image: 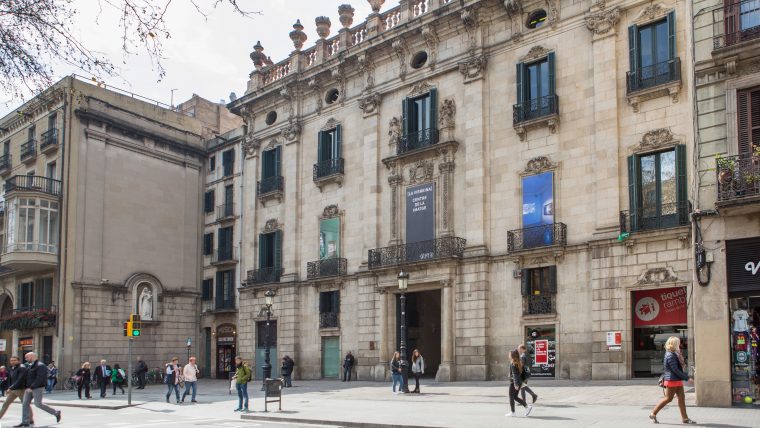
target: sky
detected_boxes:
[1,0,391,115]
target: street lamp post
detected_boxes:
[397,270,410,394]
[262,289,276,389]
[186,337,192,363]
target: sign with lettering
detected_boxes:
[19,337,33,347]
[405,183,435,261]
[726,238,760,293]
[633,286,687,327]
[534,340,549,365]
[606,331,622,350]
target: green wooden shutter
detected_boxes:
[332,290,341,313]
[273,230,283,270]
[319,292,328,313]
[675,144,688,224]
[547,52,556,98]
[258,233,266,268]
[548,266,557,294]
[627,155,640,232]
[667,11,676,60]
[275,146,282,177]
[516,62,525,104]
[262,150,271,178]
[428,88,438,130]
[402,97,410,136]
[317,131,325,163]
[335,124,342,158]
[521,269,530,296]
[628,25,639,73]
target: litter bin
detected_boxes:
[264,378,283,411]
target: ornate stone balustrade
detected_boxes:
[383,7,402,30]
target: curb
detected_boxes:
[241,414,440,428]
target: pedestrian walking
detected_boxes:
[94,359,111,398]
[0,356,32,424]
[281,356,295,387]
[165,357,181,404]
[135,356,148,389]
[0,365,9,396]
[19,352,61,427]
[390,351,404,394]
[45,362,57,394]
[111,363,126,395]
[411,349,425,394]
[506,350,533,417]
[75,362,92,399]
[181,357,199,403]
[518,345,538,403]
[342,351,355,382]
[649,337,696,424]
[232,356,252,413]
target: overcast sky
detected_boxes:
[2,0,391,115]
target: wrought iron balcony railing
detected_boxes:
[214,298,236,311]
[20,139,36,161]
[0,305,57,331]
[307,258,347,279]
[40,129,58,150]
[626,58,681,94]
[216,203,235,220]
[523,294,556,316]
[246,267,282,285]
[0,154,9,172]
[513,94,559,124]
[620,201,690,233]
[716,154,760,203]
[713,0,760,49]
[397,128,440,155]
[4,175,62,197]
[211,247,238,264]
[508,222,567,252]
[368,236,466,269]
[257,175,284,197]
[319,311,339,328]
[313,158,344,181]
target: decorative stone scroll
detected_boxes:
[458,50,488,82]
[358,92,382,116]
[264,219,282,233]
[422,25,439,70]
[522,45,551,62]
[636,266,680,286]
[392,38,409,81]
[522,156,558,175]
[242,136,260,158]
[408,81,435,98]
[633,3,668,25]
[631,128,678,154]
[281,119,301,143]
[585,5,620,36]
[358,53,375,90]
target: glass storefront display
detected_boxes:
[631,286,688,378]
[729,296,760,406]
[525,325,556,378]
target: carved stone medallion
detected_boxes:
[264,219,281,232]
[408,160,434,184]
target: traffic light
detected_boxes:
[123,321,129,337]
[130,314,141,337]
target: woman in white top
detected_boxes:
[181,357,199,403]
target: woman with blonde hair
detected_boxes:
[75,362,92,399]
[649,336,695,424]
[506,350,532,417]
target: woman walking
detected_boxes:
[649,337,696,424]
[165,357,181,404]
[76,362,92,399]
[411,349,424,394]
[232,356,252,412]
[506,350,533,417]
[46,361,58,393]
[0,366,8,396]
[111,363,126,395]
[390,351,404,394]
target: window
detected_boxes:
[265,111,277,125]
[317,126,341,163]
[737,86,760,156]
[256,320,277,347]
[46,162,56,180]
[627,12,677,92]
[17,278,52,309]
[37,200,59,253]
[258,230,282,272]
[319,290,340,328]
[17,198,36,251]
[27,125,36,142]
[627,145,687,232]
[325,89,340,105]
[209,156,216,173]
[204,190,215,213]
[724,0,760,46]
[520,266,556,315]
[218,226,233,259]
[203,233,213,256]
[261,147,282,180]
[201,279,213,301]
[401,89,438,152]
[3,140,9,155]
[47,113,56,130]
[222,149,234,177]
[411,51,428,69]
[223,185,233,216]
[216,270,234,308]
[515,53,556,122]
[527,10,547,29]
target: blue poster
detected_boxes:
[522,172,554,248]
[405,183,436,260]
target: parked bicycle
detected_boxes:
[63,371,97,391]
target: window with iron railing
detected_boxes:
[514,53,557,124]
[718,0,760,48]
[627,12,679,93]
[399,89,438,155]
[521,266,556,315]
[319,290,340,328]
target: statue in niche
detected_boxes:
[138,285,153,320]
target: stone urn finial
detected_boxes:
[338,4,355,29]
[249,41,266,68]
[315,16,332,39]
[367,0,385,13]
[289,19,307,51]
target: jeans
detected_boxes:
[137,371,146,388]
[166,382,180,401]
[23,387,58,424]
[236,383,249,410]
[283,374,292,387]
[508,384,527,413]
[391,372,403,392]
[343,366,352,381]
[0,389,26,419]
[520,380,537,402]
[412,372,421,392]
[46,378,55,393]
[182,381,197,401]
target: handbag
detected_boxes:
[72,374,83,384]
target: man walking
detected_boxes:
[136,356,148,389]
[19,352,60,427]
[518,344,538,404]
[342,351,355,382]
[181,357,199,403]
[94,359,111,398]
[0,356,31,423]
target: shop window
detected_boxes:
[627,12,677,92]
[525,325,556,378]
[319,290,340,329]
[632,287,688,378]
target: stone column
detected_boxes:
[373,288,390,381]
[281,138,301,282]
[438,155,455,237]
[461,71,488,256]
[436,279,456,381]
[366,13,383,38]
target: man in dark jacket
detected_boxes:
[19,352,60,427]
[281,356,295,387]
[518,345,538,404]
[0,356,30,421]
[342,351,355,382]
[135,356,148,389]
[93,359,111,398]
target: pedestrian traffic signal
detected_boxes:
[123,321,129,337]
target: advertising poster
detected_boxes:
[405,183,436,261]
[319,217,340,260]
[633,286,687,327]
[526,325,556,378]
[534,340,549,365]
[522,172,554,247]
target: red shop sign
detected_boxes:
[534,340,549,365]
[633,286,687,327]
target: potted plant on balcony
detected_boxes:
[716,155,737,185]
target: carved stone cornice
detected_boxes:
[280,119,301,143]
[392,38,409,81]
[408,159,435,184]
[388,117,401,146]
[585,6,620,36]
[321,118,341,131]
[422,25,439,70]
[242,136,260,158]
[522,156,558,175]
[358,92,382,116]
[264,219,282,233]
[521,45,551,62]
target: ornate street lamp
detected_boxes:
[397,270,410,393]
[186,337,192,363]
[262,289,276,387]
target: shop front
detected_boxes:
[18,337,33,359]
[726,237,760,406]
[631,286,688,378]
[215,324,236,379]
[525,325,556,378]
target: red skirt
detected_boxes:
[663,380,684,388]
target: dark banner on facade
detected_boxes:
[633,286,687,327]
[726,238,760,293]
[405,183,435,261]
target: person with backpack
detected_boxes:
[45,362,57,394]
[506,350,532,417]
[649,336,696,424]
[165,357,181,404]
[111,363,126,395]
[518,345,538,403]
[232,356,251,413]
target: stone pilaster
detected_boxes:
[461,68,488,256]
[436,279,456,381]
[281,137,301,282]
[373,287,390,381]
[455,260,489,380]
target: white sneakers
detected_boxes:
[505,412,514,417]
[525,405,534,417]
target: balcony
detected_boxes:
[0,305,57,331]
[368,236,466,270]
[211,247,238,265]
[213,298,236,312]
[627,58,681,94]
[313,158,344,190]
[257,175,284,203]
[40,129,58,153]
[319,312,339,329]
[513,95,560,141]
[397,128,440,155]
[0,154,10,175]
[216,203,235,222]
[716,153,760,208]
[307,258,347,280]
[246,267,282,285]
[4,175,62,197]
[620,202,690,234]
[523,295,556,316]
[1,242,59,272]
[20,139,36,162]
[713,0,760,50]
[507,222,567,253]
